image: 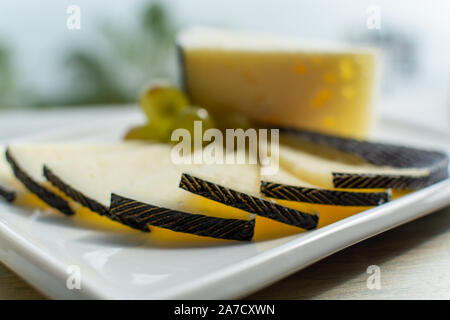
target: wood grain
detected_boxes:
[0,264,45,300]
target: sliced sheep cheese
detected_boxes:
[44,145,182,213]
[112,149,317,230]
[278,143,429,190]
[261,167,391,206]
[178,157,318,230]
[178,26,377,138]
[44,146,256,241]
[0,150,19,202]
[5,142,146,214]
[279,128,448,189]
[182,158,260,197]
[261,167,393,229]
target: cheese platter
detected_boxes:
[0,27,449,299]
[0,111,448,299]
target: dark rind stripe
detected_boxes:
[43,166,151,232]
[279,127,448,169]
[260,181,391,206]
[43,166,109,216]
[332,172,435,190]
[110,194,255,241]
[179,173,318,230]
[5,149,74,215]
[279,127,449,188]
[0,186,15,202]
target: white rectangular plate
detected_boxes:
[1,113,449,299]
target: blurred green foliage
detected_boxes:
[0,45,18,108]
[0,2,178,109]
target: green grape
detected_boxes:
[217,111,253,131]
[140,84,189,137]
[172,106,216,147]
[123,124,166,142]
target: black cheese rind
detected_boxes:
[43,165,151,232]
[260,181,391,206]
[332,172,430,189]
[44,166,111,217]
[45,165,255,239]
[5,148,74,215]
[110,193,255,241]
[279,127,449,189]
[0,186,15,202]
[179,173,319,230]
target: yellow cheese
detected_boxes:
[273,199,369,228]
[0,151,21,201]
[260,167,390,227]
[4,142,155,217]
[278,144,428,189]
[178,27,377,138]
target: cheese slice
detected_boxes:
[5,142,146,214]
[261,167,391,206]
[178,27,377,138]
[179,171,318,231]
[1,147,62,210]
[278,128,448,189]
[279,143,428,189]
[261,167,392,228]
[44,146,256,241]
[0,150,18,202]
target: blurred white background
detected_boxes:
[0,0,449,131]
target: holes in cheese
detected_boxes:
[5,142,145,215]
[260,168,391,206]
[44,146,256,241]
[177,27,377,138]
[278,128,448,189]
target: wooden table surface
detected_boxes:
[0,108,449,300]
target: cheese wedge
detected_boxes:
[44,146,256,241]
[278,128,448,189]
[279,143,428,189]
[5,142,146,215]
[1,147,61,210]
[179,172,318,230]
[261,167,391,206]
[260,167,391,228]
[0,151,17,202]
[178,27,377,138]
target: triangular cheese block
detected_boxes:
[5,142,145,214]
[177,27,377,138]
[278,128,448,189]
[261,167,391,206]
[44,146,256,241]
